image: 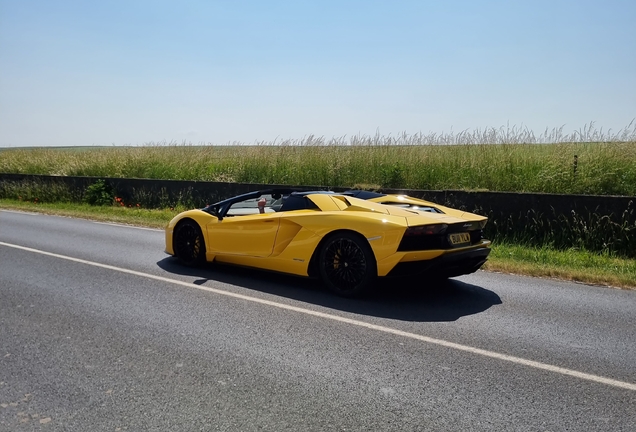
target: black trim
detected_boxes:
[386,246,491,278]
[342,190,387,199]
[279,195,320,211]
[398,225,484,251]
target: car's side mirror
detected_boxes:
[207,205,221,220]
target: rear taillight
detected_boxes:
[404,224,448,236]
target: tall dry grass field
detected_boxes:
[2,139,635,195]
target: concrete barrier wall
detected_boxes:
[0,173,327,207]
[1,173,633,222]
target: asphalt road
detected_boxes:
[1,210,635,431]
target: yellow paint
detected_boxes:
[165,194,491,277]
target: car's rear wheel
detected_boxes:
[174,220,206,266]
[319,232,376,297]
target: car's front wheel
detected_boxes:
[173,220,206,266]
[318,232,376,297]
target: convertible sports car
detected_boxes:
[165,189,491,296]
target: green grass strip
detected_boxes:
[486,243,636,289]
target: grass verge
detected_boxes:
[1,199,634,290]
[0,199,178,229]
[485,243,636,290]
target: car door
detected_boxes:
[206,212,280,257]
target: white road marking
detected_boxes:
[1,240,635,392]
[92,222,163,231]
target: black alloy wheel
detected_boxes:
[174,220,205,266]
[319,232,376,297]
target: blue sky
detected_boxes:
[1,0,634,146]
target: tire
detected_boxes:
[318,232,377,297]
[173,220,206,266]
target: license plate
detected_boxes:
[449,232,471,245]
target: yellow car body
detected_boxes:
[165,189,490,296]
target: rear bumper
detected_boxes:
[386,246,491,278]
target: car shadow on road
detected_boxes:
[156,257,502,322]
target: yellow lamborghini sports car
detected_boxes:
[165,189,491,296]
